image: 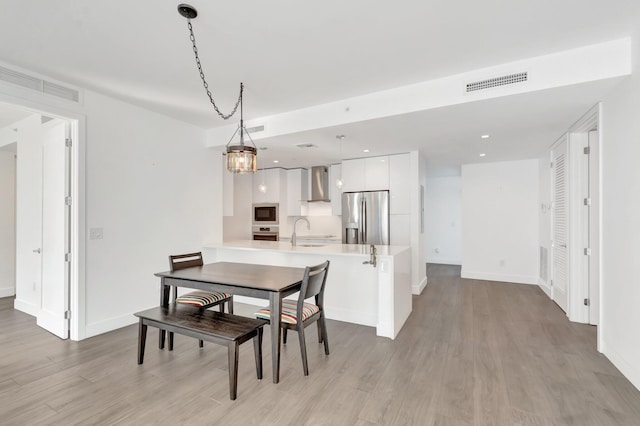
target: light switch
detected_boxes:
[89,228,103,240]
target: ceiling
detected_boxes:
[0,1,639,171]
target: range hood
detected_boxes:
[308,166,330,202]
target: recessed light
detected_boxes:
[363,149,370,153]
[273,160,279,163]
[479,153,487,157]
[336,135,346,140]
[481,134,490,139]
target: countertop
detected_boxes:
[206,240,410,257]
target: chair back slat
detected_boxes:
[169,252,204,272]
[300,260,330,300]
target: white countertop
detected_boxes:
[206,240,410,257]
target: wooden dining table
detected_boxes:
[154,261,305,384]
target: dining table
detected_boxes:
[154,261,305,383]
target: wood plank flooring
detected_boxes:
[1,264,639,425]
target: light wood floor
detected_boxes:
[2,264,640,425]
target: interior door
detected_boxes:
[552,138,569,312]
[36,120,70,338]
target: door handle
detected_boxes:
[33,248,41,253]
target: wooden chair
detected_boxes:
[255,260,330,376]
[168,252,234,349]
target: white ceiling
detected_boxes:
[0,1,638,169]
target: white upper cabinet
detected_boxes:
[341,156,389,192]
[253,168,286,204]
[329,164,342,216]
[389,153,410,214]
[286,168,308,216]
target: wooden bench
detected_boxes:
[134,303,267,400]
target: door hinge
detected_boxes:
[584,298,590,306]
[584,248,592,256]
[550,161,554,168]
[584,146,590,155]
[64,310,71,319]
[65,196,72,206]
[550,279,553,287]
[65,138,72,148]
[583,197,591,206]
[64,252,72,262]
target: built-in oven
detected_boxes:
[252,226,279,241]
[253,203,279,226]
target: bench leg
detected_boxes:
[228,341,239,400]
[254,327,263,380]
[138,319,147,365]
[159,329,165,350]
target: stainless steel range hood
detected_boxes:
[308,166,330,202]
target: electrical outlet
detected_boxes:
[89,228,103,240]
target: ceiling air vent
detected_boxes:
[246,125,264,134]
[0,65,81,103]
[466,72,528,93]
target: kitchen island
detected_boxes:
[202,241,412,339]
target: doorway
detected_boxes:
[0,102,79,340]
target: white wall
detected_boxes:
[425,176,461,265]
[600,28,640,390]
[411,151,428,293]
[223,173,253,241]
[81,90,222,337]
[0,149,16,297]
[461,159,539,284]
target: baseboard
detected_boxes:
[412,276,428,295]
[0,286,15,298]
[602,340,640,392]
[85,313,139,339]
[14,299,38,316]
[425,257,461,266]
[538,278,552,298]
[460,270,538,285]
[325,306,376,328]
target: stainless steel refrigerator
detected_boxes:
[342,190,390,245]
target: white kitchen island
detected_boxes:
[203,241,412,339]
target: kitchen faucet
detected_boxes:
[291,217,310,246]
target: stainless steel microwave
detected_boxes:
[252,203,279,225]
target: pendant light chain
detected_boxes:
[186,20,242,120]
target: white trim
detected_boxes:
[0,287,15,298]
[603,341,640,392]
[13,298,39,316]
[538,278,552,298]
[460,270,538,285]
[85,314,138,339]
[425,257,461,265]
[412,276,427,295]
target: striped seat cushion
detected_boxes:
[176,291,231,307]
[255,299,320,324]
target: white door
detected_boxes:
[552,138,569,312]
[36,120,70,339]
[588,130,600,325]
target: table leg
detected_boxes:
[158,279,170,349]
[269,292,282,384]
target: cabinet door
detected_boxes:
[365,156,389,191]
[341,158,365,192]
[286,168,308,216]
[330,164,342,216]
[389,153,410,214]
[252,170,266,203]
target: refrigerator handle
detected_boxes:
[362,197,367,244]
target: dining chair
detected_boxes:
[255,260,330,376]
[168,252,234,349]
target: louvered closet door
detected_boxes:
[552,138,568,312]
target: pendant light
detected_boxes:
[178,4,257,174]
